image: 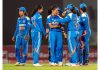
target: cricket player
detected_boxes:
[46,22,51,64]
[12,7,30,66]
[80,3,91,65]
[46,20,51,64]
[75,7,84,65]
[61,7,69,43]
[47,5,63,66]
[31,5,46,66]
[46,9,52,64]
[54,4,80,66]
[47,7,65,65]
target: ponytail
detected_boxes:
[48,8,52,15]
[24,12,28,16]
[31,9,37,16]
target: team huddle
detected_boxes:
[12,3,91,67]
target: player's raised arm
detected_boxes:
[55,15,70,24]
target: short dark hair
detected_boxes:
[80,8,87,12]
[50,5,58,11]
[71,7,76,14]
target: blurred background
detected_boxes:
[3,0,97,63]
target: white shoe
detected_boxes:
[50,62,55,66]
[71,63,79,66]
[65,63,72,66]
[80,64,83,66]
[54,63,58,66]
[20,63,26,66]
[33,63,42,67]
[58,62,63,66]
[14,62,20,66]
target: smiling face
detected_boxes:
[19,11,25,17]
[38,7,43,13]
[52,7,59,16]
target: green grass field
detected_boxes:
[3,63,97,70]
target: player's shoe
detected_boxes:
[83,63,88,65]
[65,63,72,66]
[50,62,55,66]
[79,63,83,66]
[20,63,26,66]
[54,63,58,66]
[58,62,63,66]
[33,63,42,67]
[71,63,80,66]
[14,62,20,66]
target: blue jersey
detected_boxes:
[55,13,79,31]
[75,16,84,31]
[80,13,91,33]
[31,12,46,36]
[14,16,30,37]
[47,15,62,32]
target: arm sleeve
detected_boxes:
[13,20,19,38]
[82,17,89,31]
[38,16,46,36]
[55,15,70,24]
[31,16,36,28]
